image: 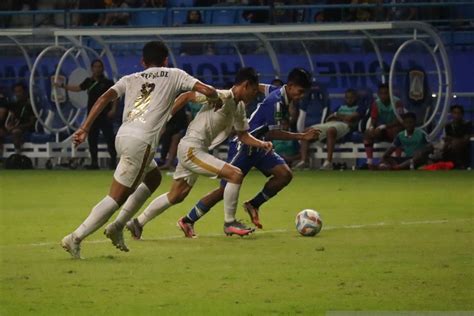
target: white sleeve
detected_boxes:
[110,76,127,98]
[175,69,199,92]
[233,102,250,132]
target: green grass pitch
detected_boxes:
[0,170,473,315]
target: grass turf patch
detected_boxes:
[0,170,473,315]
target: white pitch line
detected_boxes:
[0,218,472,249]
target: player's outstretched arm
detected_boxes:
[172,91,196,116]
[192,81,220,106]
[237,131,273,152]
[73,88,118,146]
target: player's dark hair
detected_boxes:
[235,67,259,86]
[450,104,464,114]
[401,112,416,121]
[378,83,389,90]
[287,68,311,90]
[142,41,168,66]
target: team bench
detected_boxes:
[2,141,391,169]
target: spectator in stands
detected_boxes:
[380,112,432,170]
[272,0,293,24]
[295,88,364,170]
[242,0,269,23]
[55,59,117,169]
[442,105,472,169]
[4,0,38,27]
[186,9,202,24]
[324,0,349,22]
[180,10,205,55]
[158,107,189,170]
[102,0,130,26]
[349,0,374,22]
[76,0,105,26]
[0,83,36,156]
[363,83,404,168]
[385,0,418,21]
[291,0,312,23]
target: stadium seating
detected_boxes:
[170,9,188,25]
[131,10,166,27]
[211,9,237,25]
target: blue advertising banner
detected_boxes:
[0,51,472,94]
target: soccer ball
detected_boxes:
[295,209,323,236]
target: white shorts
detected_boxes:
[311,121,351,142]
[114,136,157,189]
[173,142,226,186]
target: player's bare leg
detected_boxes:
[321,127,337,170]
[293,139,310,169]
[294,127,315,169]
[363,128,383,168]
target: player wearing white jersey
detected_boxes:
[61,41,221,259]
[121,67,272,239]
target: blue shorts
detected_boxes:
[220,141,286,186]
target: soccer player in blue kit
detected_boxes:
[176,68,320,237]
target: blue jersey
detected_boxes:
[248,85,291,138]
[221,85,288,187]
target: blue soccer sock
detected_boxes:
[185,201,211,224]
[249,188,277,209]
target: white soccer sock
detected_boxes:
[73,195,119,241]
[223,183,241,223]
[136,193,171,227]
[113,183,151,229]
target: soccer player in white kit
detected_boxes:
[120,67,272,239]
[61,41,221,259]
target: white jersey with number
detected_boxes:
[111,67,198,148]
[181,89,249,150]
